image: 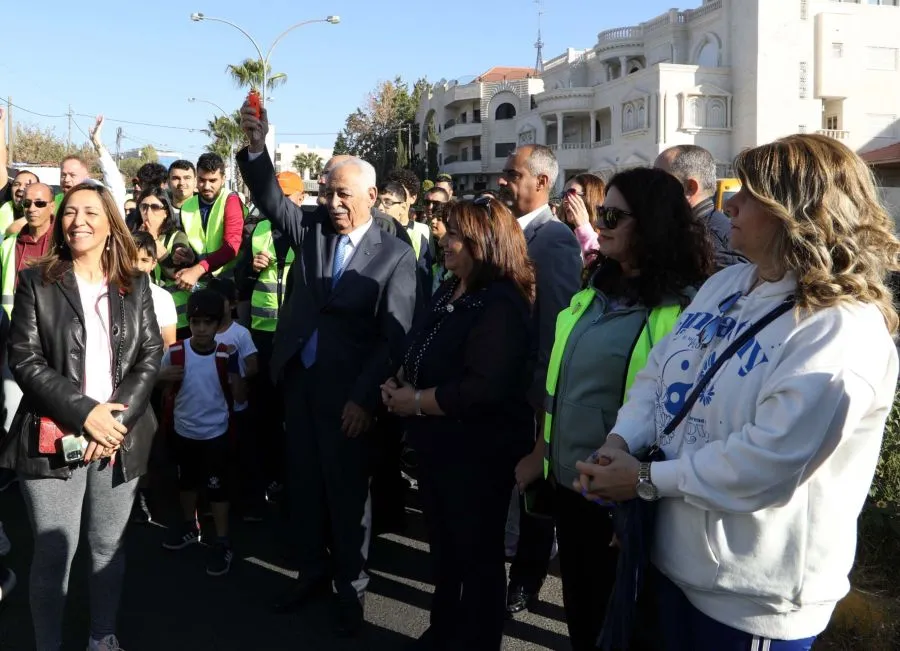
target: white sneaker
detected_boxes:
[0,523,10,556]
[0,567,15,602]
[87,634,123,651]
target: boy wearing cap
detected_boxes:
[157,289,241,576]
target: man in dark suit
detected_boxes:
[498,144,582,615]
[238,102,417,637]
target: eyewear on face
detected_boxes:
[21,199,49,208]
[597,206,633,230]
[565,188,584,197]
[378,197,403,208]
[698,291,742,347]
[472,196,494,220]
[424,200,446,209]
[139,203,166,213]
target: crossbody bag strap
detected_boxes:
[659,296,796,441]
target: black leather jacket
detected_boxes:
[0,267,163,481]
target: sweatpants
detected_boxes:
[654,569,817,651]
[19,463,139,651]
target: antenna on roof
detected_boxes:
[534,0,545,74]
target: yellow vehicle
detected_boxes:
[715,178,741,211]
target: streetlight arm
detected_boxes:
[197,15,266,66]
[266,19,325,65]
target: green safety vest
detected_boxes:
[54,192,64,215]
[179,191,241,276]
[155,232,190,329]
[407,221,430,261]
[0,235,17,317]
[0,202,15,235]
[542,287,682,478]
[250,221,295,332]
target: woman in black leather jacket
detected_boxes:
[0,182,162,651]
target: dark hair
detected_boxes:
[13,169,39,183]
[197,153,226,176]
[567,173,606,229]
[426,187,450,202]
[136,163,168,189]
[435,173,453,183]
[132,230,158,260]
[587,167,714,307]
[378,181,407,200]
[136,186,179,237]
[386,169,421,201]
[40,183,139,293]
[168,160,196,175]
[206,277,237,304]
[187,288,225,322]
[447,197,535,303]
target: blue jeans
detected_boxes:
[655,569,816,651]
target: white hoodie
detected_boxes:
[613,263,898,640]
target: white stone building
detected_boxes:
[274,142,334,178]
[416,0,900,194]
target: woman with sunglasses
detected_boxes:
[0,182,162,651]
[576,135,900,651]
[561,173,606,264]
[514,167,713,650]
[381,197,535,649]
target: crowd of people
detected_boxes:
[0,97,897,651]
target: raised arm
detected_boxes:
[0,107,8,192]
[90,116,128,213]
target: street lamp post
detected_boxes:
[188,97,236,190]
[189,13,340,108]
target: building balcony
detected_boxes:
[442,122,482,142]
[442,159,483,175]
[595,26,644,53]
[444,82,483,106]
[534,88,596,115]
[592,138,612,148]
[816,129,850,141]
[549,142,592,169]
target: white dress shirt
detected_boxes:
[517,204,549,231]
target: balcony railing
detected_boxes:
[592,138,612,148]
[686,0,722,21]
[817,129,850,141]
[597,26,643,45]
[444,155,459,164]
[444,119,456,129]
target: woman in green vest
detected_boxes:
[135,187,192,328]
[514,167,715,651]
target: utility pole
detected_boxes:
[115,127,123,162]
[67,104,73,152]
[7,96,13,164]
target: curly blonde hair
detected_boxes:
[733,134,900,333]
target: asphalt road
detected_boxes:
[0,481,570,651]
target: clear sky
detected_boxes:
[0,0,684,161]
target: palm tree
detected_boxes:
[204,111,245,187]
[226,58,287,93]
[292,152,324,180]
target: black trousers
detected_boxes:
[250,332,285,489]
[507,492,555,594]
[370,413,407,530]
[283,358,373,601]
[418,449,515,650]
[554,485,619,651]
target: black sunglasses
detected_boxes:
[473,195,494,220]
[139,203,166,213]
[424,199,445,209]
[596,206,633,230]
[21,199,50,208]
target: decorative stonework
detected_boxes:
[518,126,536,145]
[678,83,732,134]
[621,89,651,135]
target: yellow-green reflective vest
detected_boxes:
[250,221,295,332]
[0,235,17,317]
[54,192,64,215]
[0,202,15,234]
[179,191,240,276]
[542,287,682,478]
[155,232,190,329]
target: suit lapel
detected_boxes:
[523,207,554,244]
[326,222,382,305]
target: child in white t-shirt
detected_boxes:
[157,289,240,576]
[133,231,177,349]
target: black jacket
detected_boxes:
[694,198,747,271]
[0,268,163,481]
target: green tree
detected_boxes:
[226,58,287,93]
[334,76,429,179]
[13,124,66,165]
[118,144,159,182]
[292,152,324,178]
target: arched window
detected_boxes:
[707,99,726,128]
[696,35,721,67]
[638,102,646,128]
[495,103,517,120]
[623,105,635,132]
[688,98,701,127]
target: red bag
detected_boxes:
[37,417,75,454]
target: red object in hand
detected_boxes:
[247,90,261,118]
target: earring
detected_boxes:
[105,236,110,251]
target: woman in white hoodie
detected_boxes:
[576,133,900,651]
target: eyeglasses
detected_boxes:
[139,203,166,213]
[596,206,634,230]
[473,195,494,221]
[424,200,446,209]
[698,291,742,347]
[21,199,50,208]
[378,197,403,208]
[565,188,584,197]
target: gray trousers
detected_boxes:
[19,463,138,651]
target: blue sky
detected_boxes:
[1,0,682,161]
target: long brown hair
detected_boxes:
[39,182,139,292]
[568,173,606,228]
[448,197,536,303]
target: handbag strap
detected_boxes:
[659,296,796,440]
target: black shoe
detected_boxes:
[333,595,364,637]
[506,584,539,615]
[270,577,331,614]
[205,541,233,576]
[162,522,201,550]
[264,481,284,504]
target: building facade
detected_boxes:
[417,0,900,194]
[274,142,334,178]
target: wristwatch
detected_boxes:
[636,462,660,501]
[414,390,425,417]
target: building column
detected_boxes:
[620,56,629,77]
[556,112,564,147]
[603,62,610,82]
[590,110,597,143]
